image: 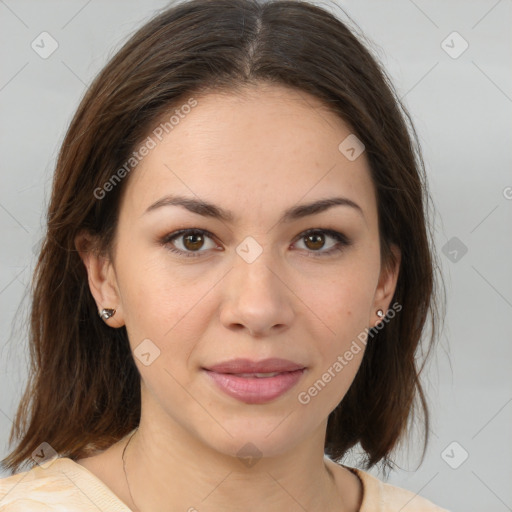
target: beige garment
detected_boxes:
[0,457,449,511]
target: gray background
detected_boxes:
[0,1,511,510]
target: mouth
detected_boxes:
[202,358,306,404]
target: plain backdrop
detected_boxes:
[0,1,511,510]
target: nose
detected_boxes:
[219,247,295,338]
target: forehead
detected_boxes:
[121,83,377,227]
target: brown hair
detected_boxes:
[1,0,444,476]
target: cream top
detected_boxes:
[0,457,449,511]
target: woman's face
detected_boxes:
[87,83,399,459]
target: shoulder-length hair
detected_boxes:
[2,0,444,476]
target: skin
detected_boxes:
[75,82,400,512]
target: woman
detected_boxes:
[0,0,447,510]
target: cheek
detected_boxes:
[116,245,218,357]
[297,275,372,413]
[303,262,378,342]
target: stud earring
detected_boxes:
[99,308,116,320]
[373,309,385,328]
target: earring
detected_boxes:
[99,308,116,320]
[373,309,385,328]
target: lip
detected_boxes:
[204,358,305,374]
[202,358,307,404]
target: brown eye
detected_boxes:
[161,229,217,258]
[304,232,326,251]
[294,229,351,257]
[182,232,205,251]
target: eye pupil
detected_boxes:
[184,232,204,250]
[305,232,325,250]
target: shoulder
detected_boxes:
[0,458,130,512]
[0,458,77,512]
[344,465,451,512]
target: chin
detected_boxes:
[195,419,309,463]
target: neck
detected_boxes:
[122,414,344,512]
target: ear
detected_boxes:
[370,243,401,326]
[75,230,125,328]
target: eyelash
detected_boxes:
[160,228,351,259]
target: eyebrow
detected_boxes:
[143,194,365,224]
